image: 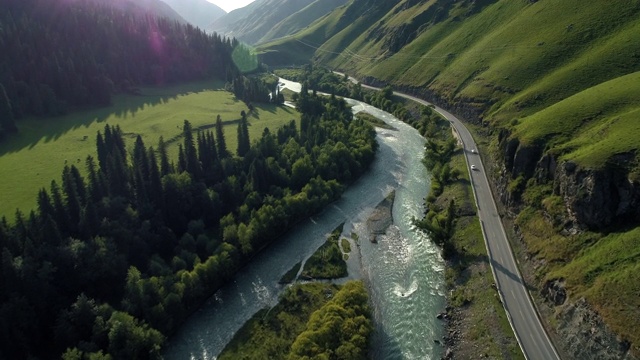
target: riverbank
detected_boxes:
[163,96,444,359]
[389,97,523,359]
[434,149,523,359]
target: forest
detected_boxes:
[0,0,263,140]
[0,0,379,358]
[0,87,377,359]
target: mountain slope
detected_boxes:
[160,0,226,29]
[86,0,188,23]
[259,0,640,357]
[209,0,345,45]
[258,0,348,44]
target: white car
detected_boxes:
[471,165,478,171]
[471,149,477,154]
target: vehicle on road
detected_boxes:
[471,149,477,154]
[471,165,478,170]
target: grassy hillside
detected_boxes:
[209,0,317,45]
[262,0,640,166]
[259,0,640,356]
[0,81,299,218]
[258,0,348,44]
[514,72,640,169]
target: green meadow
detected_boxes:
[0,80,299,218]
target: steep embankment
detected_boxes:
[260,0,640,357]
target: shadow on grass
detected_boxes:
[0,81,223,157]
[250,104,296,118]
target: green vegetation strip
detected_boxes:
[219,281,372,360]
[355,112,396,130]
[301,224,347,279]
[341,238,351,254]
[279,262,302,284]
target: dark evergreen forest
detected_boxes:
[0,0,379,358]
[0,88,377,358]
[0,0,243,138]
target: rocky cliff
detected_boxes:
[498,130,640,231]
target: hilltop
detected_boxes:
[259,0,640,358]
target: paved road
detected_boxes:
[344,76,560,360]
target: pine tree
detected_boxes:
[158,136,172,176]
[62,166,82,235]
[177,144,187,173]
[85,156,106,202]
[133,135,149,182]
[96,131,107,169]
[147,146,163,206]
[183,120,202,179]
[36,188,55,221]
[215,115,228,158]
[236,112,250,157]
[50,180,70,235]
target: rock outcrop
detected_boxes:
[554,160,640,229]
[556,298,636,360]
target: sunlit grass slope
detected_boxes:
[513,72,640,168]
[258,4,349,65]
[258,0,348,44]
[0,81,299,218]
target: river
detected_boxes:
[163,84,445,360]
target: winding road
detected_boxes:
[347,77,561,360]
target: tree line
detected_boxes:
[0,87,378,358]
[414,108,461,258]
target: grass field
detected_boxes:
[0,80,299,219]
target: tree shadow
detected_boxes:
[249,104,296,118]
[490,257,537,293]
[0,81,224,157]
[369,326,405,360]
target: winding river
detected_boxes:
[163,85,445,360]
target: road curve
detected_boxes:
[344,76,560,360]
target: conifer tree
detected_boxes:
[85,156,106,202]
[215,115,228,158]
[158,136,172,176]
[37,188,55,222]
[133,135,149,182]
[183,120,202,179]
[50,180,70,235]
[62,165,83,234]
[177,144,187,173]
[236,112,250,157]
[147,147,163,206]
